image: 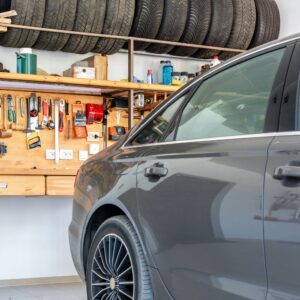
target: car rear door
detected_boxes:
[129,44,293,299]
[265,42,300,300]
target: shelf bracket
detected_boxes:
[0,10,17,33]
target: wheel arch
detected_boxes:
[82,202,153,275]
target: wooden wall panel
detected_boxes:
[0,90,129,173]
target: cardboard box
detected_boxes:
[63,66,96,79]
[73,55,108,80]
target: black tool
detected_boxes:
[23,98,34,134]
[47,99,55,130]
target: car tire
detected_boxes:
[34,0,77,51]
[86,216,154,300]
[0,0,11,13]
[0,0,46,48]
[125,0,164,51]
[146,0,189,54]
[220,0,256,60]
[193,0,233,59]
[169,0,212,57]
[93,0,135,55]
[62,0,107,54]
[250,0,280,49]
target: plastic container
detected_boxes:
[16,48,37,75]
[188,73,196,82]
[180,72,189,85]
[172,72,181,86]
[163,60,173,85]
[147,69,154,84]
[210,56,221,67]
[158,60,166,84]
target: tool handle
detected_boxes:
[59,111,64,132]
[42,100,48,115]
[8,109,12,122]
[12,111,16,123]
[38,97,41,113]
[48,99,52,117]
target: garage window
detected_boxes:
[176,49,285,141]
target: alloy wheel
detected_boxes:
[91,234,135,300]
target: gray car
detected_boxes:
[69,33,300,300]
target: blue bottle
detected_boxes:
[163,60,174,85]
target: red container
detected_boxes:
[86,104,104,124]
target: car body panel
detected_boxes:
[265,135,300,300]
[136,136,273,299]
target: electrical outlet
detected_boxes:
[60,149,73,160]
[87,131,101,142]
[89,144,100,155]
[46,149,56,160]
[79,150,89,161]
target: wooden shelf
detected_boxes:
[0,72,179,95]
[0,169,78,176]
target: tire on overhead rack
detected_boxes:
[62,0,107,54]
[146,0,189,54]
[93,0,135,55]
[169,0,212,57]
[220,0,256,60]
[34,0,78,51]
[0,0,46,48]
[193,0,233,59]
[0,0,11,13]
[126,0,164,51]
[250,0,280,49]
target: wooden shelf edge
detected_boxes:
[0,72,179,93]
[0,169,78,176]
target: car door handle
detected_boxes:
[145,164,168,178]
[274,166,300,180]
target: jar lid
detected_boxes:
[20,48,33,54]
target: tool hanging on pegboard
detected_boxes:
[102,98,109,149]
[47,99,55,130]
[0,95,13,138]
[0,143,7,156]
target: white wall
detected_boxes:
[0,0,299,281]
[0,47,202,83]
[0,197,76,280]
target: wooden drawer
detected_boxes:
[46,176,76,196]
[0,176,45,196]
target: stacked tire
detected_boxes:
[0,0,281,58]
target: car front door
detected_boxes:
[129,45,292,299]
[264,42,300,300]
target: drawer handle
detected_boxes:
[0,183,8,189]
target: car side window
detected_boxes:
[176,49,285,141]
[129,94,187,145]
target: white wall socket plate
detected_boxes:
[89,144,100,155]
[46,149,74,160]
[79,150,89,161]
[46,149,56,160]
[87,131,101,142]
[60,149,73,160]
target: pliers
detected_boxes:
[8,95,16,123]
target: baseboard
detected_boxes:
[0,275,82,287]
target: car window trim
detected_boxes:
[279,41,300,131]
[123,37,298,149]
[123,132,276,149]
[123,131,300,150]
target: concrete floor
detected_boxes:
[0,282,87,300]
